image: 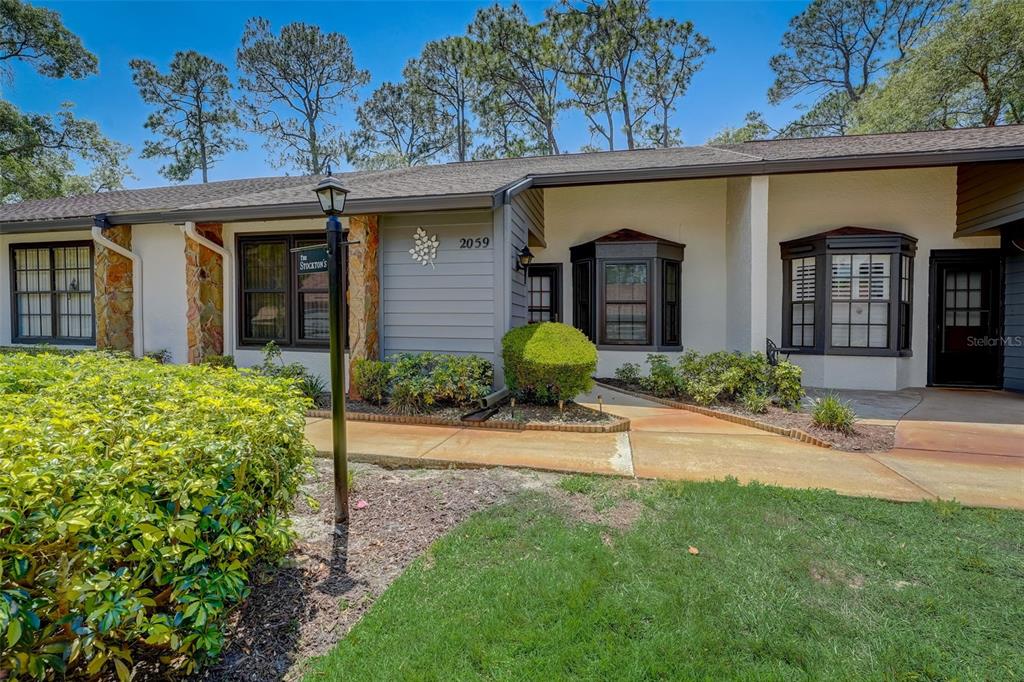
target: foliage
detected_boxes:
[613,362,642,384]
[0,1,133,203]
[0,351,311,679]
[770,361,805,410]
[557,474,599,495]
[740,390,771,415]
[130,50,246,183]
[236,18,369,174]
[202,354,235,369]
[386,352,493,414]
[307,480,1024,681]
[351,359,391,405]
[767,0,952,136]
[639,353,683,397]
[254,342,327,406]
[502,323,597,405]
[345,81,455,169]
[811,393,856,433]
[707,111,776,144]
[854,0,1024,132]
[144,348,171,364]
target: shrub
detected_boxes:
[387,376,431,415]
[203,354,236,368]
[811,393,856,433]
[255,342,327,406]
[614,362,642,384]
[641,353,683,396]
[0,352,312,679]
[386,353,492,411]
[770,361,804,409]
[352,359,391,405]
[502,323,597,404]
[740,390,771,414]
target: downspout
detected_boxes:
[180,221,234,357]
[91,215,144,357]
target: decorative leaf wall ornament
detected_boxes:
[409,227,439,269]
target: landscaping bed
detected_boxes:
[598,377,895,451]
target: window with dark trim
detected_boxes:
[526,264,561,322]
[10,242,95,344]
[780,228,917,356]
[237,232,342,349]
[570,229,685,350]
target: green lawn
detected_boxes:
[306,477,1024,681]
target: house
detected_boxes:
[2,125,1023,392]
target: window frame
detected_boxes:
[235,231,341,351]
[599,258,652,346]
[781,230,917,357]
[525,263,562,323]
[9,241,96,345]
[661,259,682,347]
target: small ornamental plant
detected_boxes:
[811,393,857,433]
[0,351,312,679]
[502,322,598,405]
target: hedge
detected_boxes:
[502,323,597,404]
[0,352,312,679]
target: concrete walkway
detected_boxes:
[305,387,1024,510]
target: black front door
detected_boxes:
[929,250,1003,387]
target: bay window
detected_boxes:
[570,229,684,350]
[237,233,338,349]
[781,228,916,356]
[10,242,94,344]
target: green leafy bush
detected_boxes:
[640,354,683,396]
[811,393,856,433]
[740,390,771,414]
[502,323,597,404]
[0,352,312,679]
[770,361,804,409]
[386,353,493,414]
[352,359,391,405]
[255,342,327,407]
[202,354,236,368]
[614,362,642,384]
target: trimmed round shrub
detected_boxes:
[0,352,312,679]
[502,322,597,404]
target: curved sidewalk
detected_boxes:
[305,387,1024,510]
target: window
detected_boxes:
[10,243,94,343]
[603,262,649,344]
[237,233,341,348]
[780,228,917,356]
[661,261,681,346]
[570,229,685,349]
[526,264,561,322]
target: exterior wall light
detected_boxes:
[515,244,535,272]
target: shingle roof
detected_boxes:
[4,124,1024,228]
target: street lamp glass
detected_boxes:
[313,176,350,216]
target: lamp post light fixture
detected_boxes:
[312,170,355,529]
[514,244,535,272]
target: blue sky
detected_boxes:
[10,1,810,188]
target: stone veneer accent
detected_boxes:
[347,215,380,362]
[93,225,134,352]
[185,223,225,363]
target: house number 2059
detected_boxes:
[459,237,490,249]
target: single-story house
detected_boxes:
[2,125,1023,392]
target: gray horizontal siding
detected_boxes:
[382,210,496,361]
[957,163,1024,233]
[507,189,544,328]
[1005,235,1024,390]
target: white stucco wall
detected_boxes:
[538,178,728,375]
[767,167,1000,389]
[133,223,188,362]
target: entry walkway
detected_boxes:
[305,387,1024,510]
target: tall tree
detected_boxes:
[404,37,480,162]
[854,0,1024,132]
[236,18,369,174]
[469,3,565,155]
[768,0,952,137]
[130,51,245,183]
[707,111,777,144]
[0,0,131,202]
[346,81,454,169]
[472,88,549,159]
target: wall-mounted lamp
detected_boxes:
[514,244,535,272]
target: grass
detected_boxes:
[306,479,1024,681]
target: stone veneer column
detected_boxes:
[93,225,134,352]
[346,215,380,363]
[185,223,225,363]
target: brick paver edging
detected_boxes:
[307,408,630,433]
[592,380,832,448]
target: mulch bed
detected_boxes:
[596,378,895,452]
[184,461,563,682]
[489,401,617,425]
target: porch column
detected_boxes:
[346,214,380,362]
[185,222,225,363]
[93,225,134,352]
[725,176,769,353]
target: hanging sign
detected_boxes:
[293,244,329,274]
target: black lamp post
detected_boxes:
[313,172,352,528]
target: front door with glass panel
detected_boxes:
[929,251,1002,387]
[526,264,561,323]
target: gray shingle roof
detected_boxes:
[4,124,1024,228]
